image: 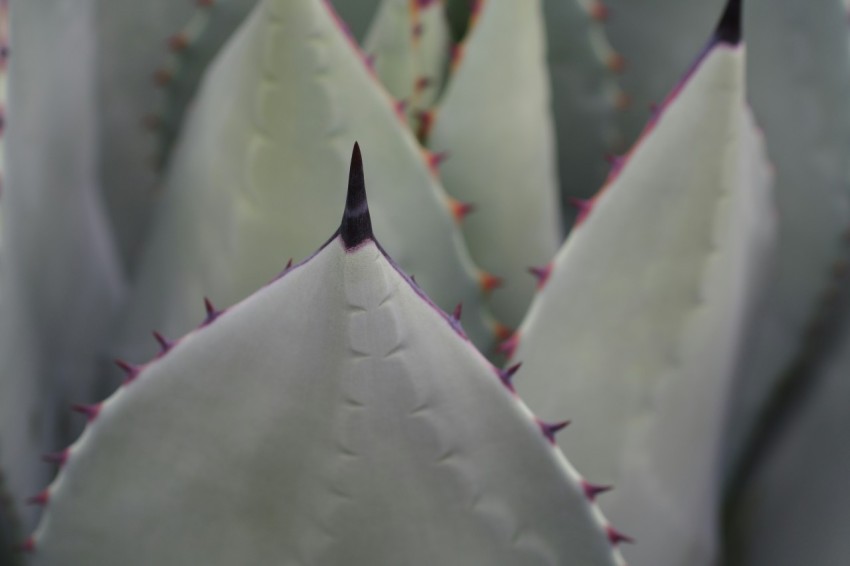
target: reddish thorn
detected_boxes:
[168,33,189,53]
[497,332,520,360]
[16,537,35,553]
[606,526,634,545]
[395,99,408,116]
[582,480,613,501]
[415,76,431,92]
[71,404,101,422]
[114,359,140,382]
[479,272,503,294]
[417,111,434,141]
[152,331,173,354]
[428,151,449,171]
[26,490,49,507]
[41,450,69,467]
[492,321,513,341]
[569,197,594,225]
[364,54,376,69]
[607,52,625,73]
[499,363,521,391]
[539,419,570,443]
[589,1,609,21]
[449,198,474,223]
[285,258,293,270]
[153,68,173,87]
[528,263,553,290]
[449,303,467,338]
[203,297,220,324]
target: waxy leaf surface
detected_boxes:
[31,153,623,566]
[117,0,497,366]
[513,30,775,566]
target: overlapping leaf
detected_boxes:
[116,0,498,369]
[511,9,777,565]
[2,2,125,529]
[429,0,563,327]
[28,149,624,566]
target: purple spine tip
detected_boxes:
[714,0,742,45]
[114,359,140,382]
[153,331,173,353]
[42,451,69,467]
[72,404,100,422]
[499,363,521,391]
[539,420,570,443]
[203,297,220,324]
[606,526,634,545]
[340,142,374,249]
[582,480,614,501]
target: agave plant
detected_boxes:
[1,0,849,564]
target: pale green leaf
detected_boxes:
[30,156,624,566]
[429,0,563,327]
[512,35,776,566]
[116,0,498,368]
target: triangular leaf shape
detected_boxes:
[429,0,563,327]
[29,147,624,566]
[723,0,850,480]
[117,0,497,364]
[602,1,850,481]
[511,8,776,565]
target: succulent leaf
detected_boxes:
[4,0,125,492]
[29,147,624,566]
[511,8,777,565]
[96,0,199,267]
[364,0,449,130]
[429,0,563,327]
[0,261,49,534]
[116,0,498,371]
[603,1,850,482]
[722,0,850,481]
[724,272,850,566]
[543,0,626,220]
[151,0,259,172]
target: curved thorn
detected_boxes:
[539,419,570,444]
[479,272,503,294]
[528,264,553,290]
[497,332,520,360]
[71,404,101,422]
[606,526,635,545]
[26,490,48,507]
[581,480,614,501]
[41,450,69,467]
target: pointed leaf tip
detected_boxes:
[715,0,742,45]
[340,142,374,249]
